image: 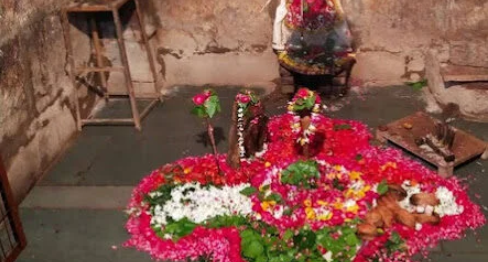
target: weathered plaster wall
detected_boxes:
[153,0,280,90]
[153,0,488,88]
[342,0,488,86]
[0,0,92,202]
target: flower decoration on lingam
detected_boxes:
[288,87,323,157]
[227,90,269,169]
[191,89,222,172]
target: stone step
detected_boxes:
[441,64,488,82]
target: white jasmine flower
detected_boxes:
[435,186,464,217]
[323,251,333,262]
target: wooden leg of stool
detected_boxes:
[61,10,83,131]
[134,0,160,96]
[280,66,294,94]
[375,129,387,144]
[438,161,454,178]
[112,8,141,130]
[481,145,488,160]
[89,15,109,101]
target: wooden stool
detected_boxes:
[61,0,160,131]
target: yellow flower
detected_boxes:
[287,105,294,111]
[260,201,276,211]
[326,172,342,180]
[293,123,301,129]
[318,212,333,221]
[333,201,343,210]
[349,171,362,180]
[317,200,328,206]
[305,207,316,220]
[303,199,312,207]
[334,165,343,171]
[380,162,397,171]
[184,167,192,174]
[346,203,359,213]
[265,162,271,168]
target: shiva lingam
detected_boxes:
[414,104,459,163]
[227,91,269,169]
[288,88,324,158]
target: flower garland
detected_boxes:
[235,91,259,161]
[288,88,322,145]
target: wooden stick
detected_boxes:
[112,7,142,130]
[206,118,222,174]
[89,15,109,100]
[134,0,161,95]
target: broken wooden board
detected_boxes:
[441,64,488,82]
[376,111,488,177]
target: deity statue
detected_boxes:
[227,91,269,168]
[271,0,356,90]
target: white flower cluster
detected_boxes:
[398,181,422,212]
[237,106,246,160]
[398,181,463,217]
[150,183,253,228]
[434,186,464,217]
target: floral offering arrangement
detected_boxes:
[124,88,485,262]
[285,0,338,31]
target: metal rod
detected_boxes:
[61,10,83,131]
[112,8,142,130]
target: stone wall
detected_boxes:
[153,0,488,88]
[342,0,488,86]
[0,0,93,202]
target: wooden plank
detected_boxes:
[0,156,27,262]
[82,118,134,125]
[112,7,141,130]
[441,64,488,82]
[377,112,486,173]
[65,0,130,12]
[139,98,160,121]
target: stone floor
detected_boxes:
[17,85,488,262]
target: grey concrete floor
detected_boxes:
[18,86,488,261]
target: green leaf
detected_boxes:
[266,193,283,204]
[405,79,428,91]
[377,179,389,195]
[283,229,293,241]
[355,154,363,161]
[191,106,207,118]
[293,230,316,250]
[162,218,197,241]
[344,232,359,246]
[334,123,352,131]
[243,240,264,258]
[204,95,221,118]
[240,186,257,196]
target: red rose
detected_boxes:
[192,93,207,105]
[297,88,310,98]
[238,94,251,104]
[315,94,321,104]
